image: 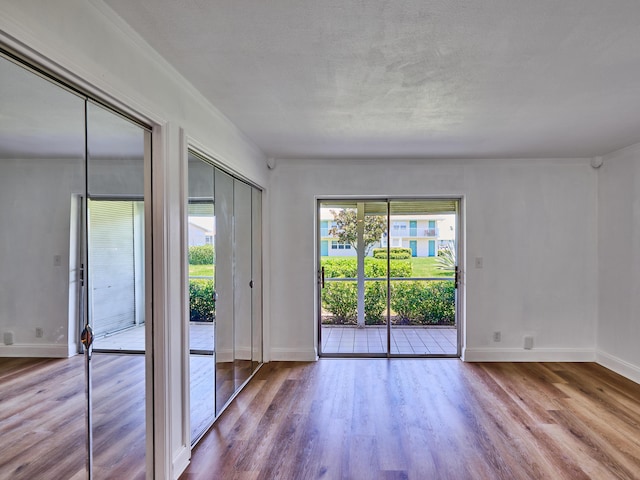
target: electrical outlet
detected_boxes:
[4,332,14,345]
[524,335,534,350]
[36,327,44,338]
[493,331,501,342]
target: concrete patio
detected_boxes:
[321,325,457,355]
[94,323,457,356]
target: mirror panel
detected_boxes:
[187,153,216,443]
[214,168,235,415]
[0,55,88,478]
[86,101,147,478]
[251,188,263,371]
[233,180,253,389]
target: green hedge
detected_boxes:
[322,280,387,324]
[189,279,215,322]
[189,244,215,265]
[322,258,412,278]
[323,279,455,325]
[372,247,412,259]
[390,280,455,325]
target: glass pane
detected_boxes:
[188,152,216,443]
[0,55,88,477]
[389,200,458,356]
[87,101,147,478]
[319,201,388,355]
[233,180,252,389]
[214,168,234,415]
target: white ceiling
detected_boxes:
[104,0,640,159]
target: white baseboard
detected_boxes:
[0,344,73,358]
[269,347,318,362]
[596,350,640,385]
[172,445,191,480]
[462,347,595,362]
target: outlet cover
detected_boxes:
[36,327,44,338]
[493,331,501,342]
[4,331,14,345]
[524,336,534,350]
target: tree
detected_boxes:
[329,209,386,256]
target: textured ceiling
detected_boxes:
[104,0,640,159]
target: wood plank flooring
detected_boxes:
[0,354,145,480]
[181,360,640,480]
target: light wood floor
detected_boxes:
[181,360,640,480]
[0,354,145,480]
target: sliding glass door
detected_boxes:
[318,198,459,357]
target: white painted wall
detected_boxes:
[0,1,267,479]
[0,158,84,356]
[269,158,598,362]
[598,144,640,383]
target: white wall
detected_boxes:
[269,158,598,362]
[0,158,84,357]
[0,1,267,479]
[598,144,640,383]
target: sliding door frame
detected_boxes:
[317,196,464,359]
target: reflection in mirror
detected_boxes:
[188,153,216,443]
[214,168,235,415]
[0,55,88,477]
[187,155,263,429]
[87,101,147,478]
[233,180,253,390]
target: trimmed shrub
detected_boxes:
[189,279,215,322]
[390,281,426,322]
[322,280,387,324]
[321,258,412,279]
[322,281,357,323]
[372,247,412,259]
[391,280,455,325]
[364,281,386,324]
[189,244,215,265]
[423,281,455,324]
[322,258,357,278]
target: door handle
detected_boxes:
[321,267,325,288]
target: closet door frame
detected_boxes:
[184,143,264,445]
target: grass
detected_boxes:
[408,257,453,278]
[189,264,214,277]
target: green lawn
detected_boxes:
[408,257,453,278]
[189,264,214,277]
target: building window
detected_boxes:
[320,220,329,236]
[331,241,351,250]
[392,222,407,233]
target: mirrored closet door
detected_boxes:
[187,151,263,445]
[0,53,151,479]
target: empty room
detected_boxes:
[1,1,640,479]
